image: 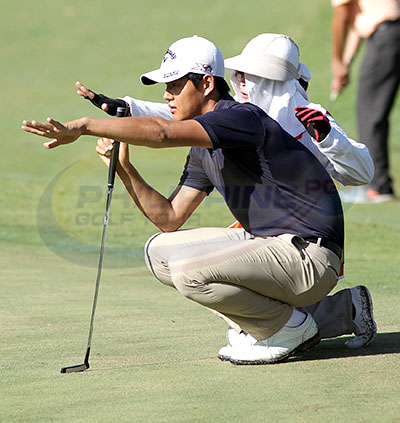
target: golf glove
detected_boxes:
[84,91,129,116]
[294,107,331,142]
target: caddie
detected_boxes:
[22,35,344,364]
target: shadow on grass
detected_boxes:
[290,331,400,362]
[81,333,400,372]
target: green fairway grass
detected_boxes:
[1,1,399,422]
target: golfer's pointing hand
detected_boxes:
[22,117,83,149]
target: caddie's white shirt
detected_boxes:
[331,0,400,38]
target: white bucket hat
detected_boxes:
[224,33,300,81]
[141,35,225,85]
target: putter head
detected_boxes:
[60,362,89,374]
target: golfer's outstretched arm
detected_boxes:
[22,116,212,149]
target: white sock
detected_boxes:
[285,308,307,328]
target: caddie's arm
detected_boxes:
[22,116,212,150]
[76,81,172,120]
[76,81,130,116]
[96,139,207,232]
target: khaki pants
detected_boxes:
[145,228,344,340]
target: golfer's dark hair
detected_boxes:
[187,72,230,94]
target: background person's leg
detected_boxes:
[357,23,400,195]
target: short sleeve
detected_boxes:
[178,151,214,195]
[194,106,265,150]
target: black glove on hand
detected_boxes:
[294,106,331,142]
[84,91,128,116]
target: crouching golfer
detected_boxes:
[22,36,344,365]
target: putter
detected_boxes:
[61,106,126,373]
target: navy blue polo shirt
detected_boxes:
[180,96,344,247]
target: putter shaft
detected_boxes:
[60,107,125,374]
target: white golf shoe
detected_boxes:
[345,286,377,349]
[218,328,256,361]
[228,313,320,365]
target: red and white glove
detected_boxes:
[294,106,331,142]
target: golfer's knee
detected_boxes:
[144,232,174,287]
[170,266,209,301]
[144,232,161,274]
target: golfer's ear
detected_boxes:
[202,74,215,96]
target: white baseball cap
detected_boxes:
[224,33,300,81]
[141,35,225,85]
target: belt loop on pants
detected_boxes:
[304,237,343,261]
